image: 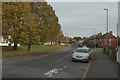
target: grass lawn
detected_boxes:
[18,45,66,51]
[2,45,67,58]
[94,48,103,50]
[0,54,2,58]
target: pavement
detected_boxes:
[2,45,119,80]
[84,49,118,80]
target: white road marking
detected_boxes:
[63,66,67,68]
[82,62,90,80]
[82,51,94,80]
[59,68,63,71]
[45,68,60,77]
[44,66,68,78]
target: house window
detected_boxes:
[109,43,111,47]
[102,43,103,46]
[109,38,111,42]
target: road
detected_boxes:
[2,44,89,79]
[2,44,118,80]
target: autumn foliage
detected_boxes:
[2,2,63,51]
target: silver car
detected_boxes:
[72,48,92,62]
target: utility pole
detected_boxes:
[117,23,118,46]
[94,28,96,48]
[104,8,109,54]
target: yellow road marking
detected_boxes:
[23,57,34,60]
[5,60,18,64]
[5,49,70,64]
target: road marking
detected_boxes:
[36,50,67,59]
[45,68,59,77]
[23,57,34,60]
[4,49,70,64]
[82,62,91,80]
[81,51,94,80]
[44,66,67,78]
[4,60,18,64]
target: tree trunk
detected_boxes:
[28,43,31,51]
[14,43,17,50]
[51,40,52,46]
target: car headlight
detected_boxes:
[72,54,76,58]
[83,54,89,59]
[84,56,88,59]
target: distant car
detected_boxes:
[116,46,120,63]
[72,47,92,62]
[60,43,65,45]
[83,45,87,48]
[73,42,76,45]
[116,46,120,52]
[78,43,83,47]
[43,43,51,45]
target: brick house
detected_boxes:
[102,31,117,49]
[61,37,70,43]
[87,31,117,59]
[102,31,117,59]
[96,33,103,48]
[89,35,94,45]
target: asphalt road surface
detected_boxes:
[2,44,90,79]
[2,45,118,80]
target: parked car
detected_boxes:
[116,46,120,63]
[72,47,92,62]
[78,43,83,47]
[60,43,65,45]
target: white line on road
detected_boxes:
[45,68,60,77]
[82,51,94,80]
[82,62,91,80]
[44,66,68,78]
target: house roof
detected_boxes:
[89,37,95,40]
[96,35,103,39]
[102,33,116,38]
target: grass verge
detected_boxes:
[2,45,66,58]
[94,48,103,50]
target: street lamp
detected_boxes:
[104,8,109,54]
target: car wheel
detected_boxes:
[72,59,74,62]
[89,58,91,60]
[86,60,89,63]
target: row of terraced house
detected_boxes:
[86,31,117,59]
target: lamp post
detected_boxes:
[104,8,109,54]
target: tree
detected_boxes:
[58,29,64,44]
[21,15,40,51]
[2,2,61,51]
[2,2,28,50]
[31,2,61,46]
[20,3,40,51]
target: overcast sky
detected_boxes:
[47,2,118,38]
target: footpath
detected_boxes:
[84,49,118,80]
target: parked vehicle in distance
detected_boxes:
[60,43,65,45]
[72,47,92,63]
[116,46,120,63]
[78,43,83,47]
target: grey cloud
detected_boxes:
[47,2,118,37]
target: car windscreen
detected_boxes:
[75,49,89,53]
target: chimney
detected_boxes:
[95,34,97,36]
[109,31,112,35]
[99,32,102,35]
